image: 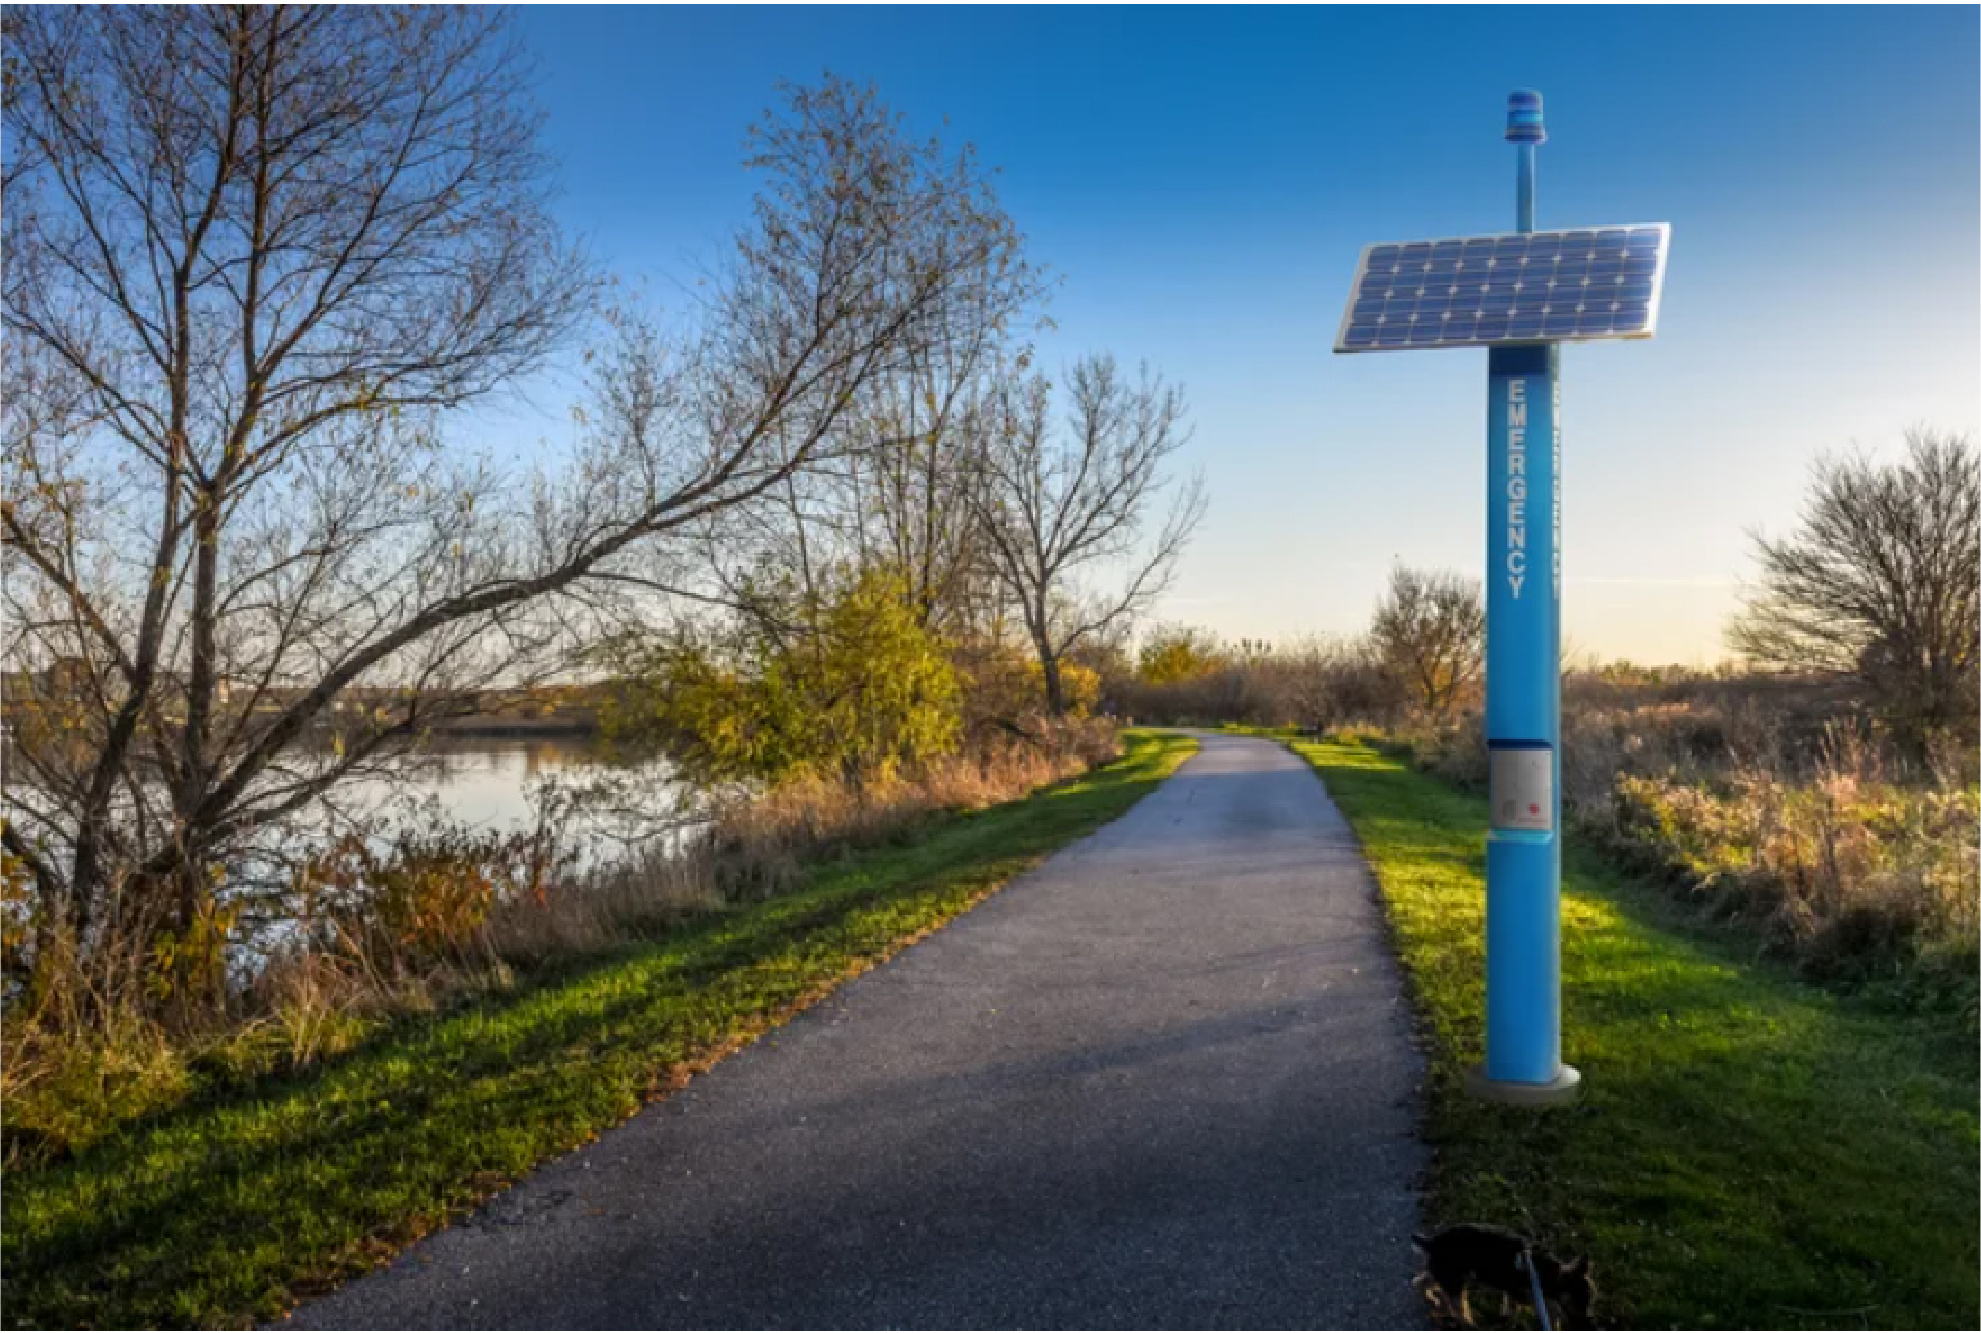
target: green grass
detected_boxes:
[1289,735,1978,1330]
[1,730,1197,1330]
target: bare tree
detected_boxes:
[1727,428,1979,752]
[1368,565,1484,718]
[850,361,1007,635]
[698,294,1044,645]
[971,354,1205,715]
[836,228,1046,635]
[641,84,1045,663]
[1,8,1013,991]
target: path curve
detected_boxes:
[290,733,1426,1329]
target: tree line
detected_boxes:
[1123,428,1978,765]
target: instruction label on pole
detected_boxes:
[1490,747,1554,832]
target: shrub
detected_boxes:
[1113,635,1401,731]
[1728,428,1979,756]
[1137,624,1229,685]
[603,568,962,788]
[1369,565,1484,719]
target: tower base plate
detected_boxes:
[1466,1063,1581,1107]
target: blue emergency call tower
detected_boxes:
[1334,91,1670,1105]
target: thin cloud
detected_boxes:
[1567,576,1739,587]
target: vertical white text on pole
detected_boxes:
[1505,378,1528,598]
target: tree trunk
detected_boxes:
[1040,651,1066,717]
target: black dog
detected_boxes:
[1412,1223,1595,1327]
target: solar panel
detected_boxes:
[1334,224,1669,353]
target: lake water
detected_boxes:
[337,734,688,857]
[373,736,615,829]
[0,732,690,892]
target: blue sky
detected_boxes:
[511,5,1979,663]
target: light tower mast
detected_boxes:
[1333,90,1672,1106]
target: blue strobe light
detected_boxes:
[1506,89,1547,143]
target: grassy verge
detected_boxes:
[1289,736,1977,1331]
[2,730,1196,1330]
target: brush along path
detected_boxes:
[289,733,1427,1330]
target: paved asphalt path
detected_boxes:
[290,733,1427,1329]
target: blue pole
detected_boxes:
[1474,90,1578,1104]
[1516,143,1535,232]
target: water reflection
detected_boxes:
[338,735,686,852]
[380,737,618,829]
[1,733,688,878]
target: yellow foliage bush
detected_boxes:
[605,567,962,786]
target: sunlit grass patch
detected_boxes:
[1290,735,1978,1331]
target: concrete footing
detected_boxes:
[1466,1062,1582,1108]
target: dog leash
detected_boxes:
[1518,1247,1553,1332]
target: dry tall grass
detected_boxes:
[1604,738,1978,1004]
[491,722,1114,961]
